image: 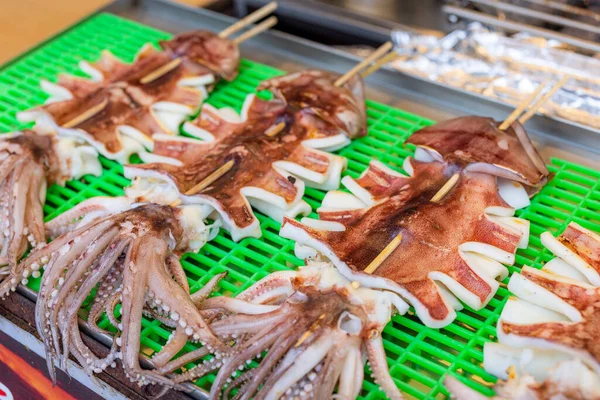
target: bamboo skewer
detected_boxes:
[218,2,278,38]
[142,11,279,86]
[430,173,460,203]
[361,51,401,79]
[233,17,278,45]
[265,121,286,137]
[185,159,235,196]
[63,99,108,128]
[364,234,403,274]
[334,41,393,88]
[294,314,325,347]
[518,76,570,125]
[498,80,549,131]
[140,58,182,84]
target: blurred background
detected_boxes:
[1,0,598,129]
[0,0,211,64]
[2,0,598,63]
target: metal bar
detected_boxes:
[466,0,600,35]
[236,0,419,44]
[442,5,600,53]
[521,0,600,22]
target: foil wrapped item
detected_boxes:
[391,23,600,129]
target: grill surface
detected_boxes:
[0,12,599,400]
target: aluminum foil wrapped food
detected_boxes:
[390,23,600,129]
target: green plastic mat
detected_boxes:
[1,12,599,400]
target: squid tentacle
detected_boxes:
[209,320,295,399]
[0,132,68,299]
[184,262,403,399]
[225,369,257,400]
[24,203,225,387]
[190,272,228,306]
[87,257,126,334]
[61,238,129,366]
[365,334,404,400]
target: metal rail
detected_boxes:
[520,0,600,22]
[442,5,600,53]
[465,0,600,35]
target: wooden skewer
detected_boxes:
[170,199,182,207]
[498,79,549,131]
[218,2,278,39]
[294,330,312,348]
[140,58,182,84]
[334,41,393,88]
[185,159,235,196]
[63,99,108,128]
[430,173,460,203]
[361,51,400,79]
[294,314,325,347]
[233,17,278,45]
[265,121,286,137]
[518,75,570,125]
[364,233,402,274]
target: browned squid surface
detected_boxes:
[126,71,365,239]
[499,223,600,368]
[20,31,240,158]
[281,118,549,328]
[503,268,600,361]
[408,116,549,190]
[0,131,60,298]
[257,70,367,139]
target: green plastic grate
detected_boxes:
[0,12,599,399]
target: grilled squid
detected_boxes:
[445,358,600,400]
[0,130,99,298]
[17,200,222,386]
[125,70,366,241]
[156,262,407,399]
[18,31,240,163]
[481,222,600,392]
[281,116,549,328]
